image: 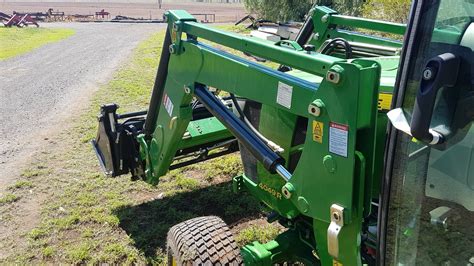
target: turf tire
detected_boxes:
[166,216,242,266]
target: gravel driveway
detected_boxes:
[0,22,164,189]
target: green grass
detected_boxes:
[21,164,51,178]
[0,193,20,205]
[235,224,281,247]
[41,246,55,258]
[1,26,274,264]
[8,180,34,190]
[0,27,75,60]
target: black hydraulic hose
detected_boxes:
[194,85,284,173]
[144,28,172,139]
[229,93,283,153]
[321,37,353,59]
[230,93,264,139]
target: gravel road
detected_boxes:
[0,22,164,190]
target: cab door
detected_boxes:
[379,0,474,264]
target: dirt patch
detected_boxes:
[0,23,162,262]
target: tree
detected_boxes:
[243,0,314,22]
[362,0,411,23]
[243,0,365,22]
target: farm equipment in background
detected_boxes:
[0,12,11,23]
[47,8,65,21]
[235,14,301,42]
[0,9,67,26]
[95,9,110,20]
[1,12,39,27]
[93,1,474,265]
[13,10,48,21]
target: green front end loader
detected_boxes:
[92,1,474,265]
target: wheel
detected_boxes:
[166,216,243,266]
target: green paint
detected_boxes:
[129,5,406,265]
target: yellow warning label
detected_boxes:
[333,260,343,266]
[378,93,393,111]
[312,120,324,143]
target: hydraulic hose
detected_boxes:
[321,37,353,59]
[229,93,284,153]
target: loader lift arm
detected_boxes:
[93,6,407,265]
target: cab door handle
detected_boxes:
[410,53,460,144]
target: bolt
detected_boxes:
[281,183,295,199]
[321,14,329,23]
[312,250,320,260]
[184,86,191,94]
[326,70,340,84]
[308,105,321,117]
[308,100,324,117]
[169,44,176,54]
[173,23,179,31]
[332,212,340,221]
[282,186,291,199]
[423,67,435,80]
[313,33,320,41]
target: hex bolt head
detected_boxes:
[282,186,291,199]
[282,183,295,199]
[326,71,340,84]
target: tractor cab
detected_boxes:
[381,0,474,264]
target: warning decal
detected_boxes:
[329,122,349,158]
[378,93,393,112]
[312,120,324,143]
[276,82,293,109]
[163,93,174,117]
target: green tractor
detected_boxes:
[92,0,474,265]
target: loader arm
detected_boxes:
[134,11,383,265]
[93,6,407,265]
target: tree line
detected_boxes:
[243,0,411,23]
